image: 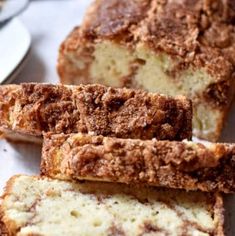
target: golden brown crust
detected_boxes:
[214,194,225,236]
[81,0,151,39]
[0,175,43,236]
[0,211,9,236]
[41,133,235,193]
[58,26,95,85]
[0,83,192,141]
[1,175,21,236]
[80,0,235,76]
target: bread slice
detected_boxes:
[1,175,224,236]
[41,133,235,193]
[0,83,192,143]
[57,0,235,141]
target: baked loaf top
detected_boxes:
[42,133,235,193]
[78,0,235,81]
[1,175,224,236]
[0,83,192,141]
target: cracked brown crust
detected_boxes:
[0,83,192,141]
[41,133,235,193]
[80,0,235,72]
[0,175,225,236]
[81,0,151,40]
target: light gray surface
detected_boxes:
[0,0,234,234]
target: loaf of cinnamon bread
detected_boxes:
[58,0,235,141]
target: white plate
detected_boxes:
[0,0,29,22]
[0,17,31,83]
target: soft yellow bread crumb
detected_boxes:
[1,175,223,236]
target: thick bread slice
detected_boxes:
[1,175,224,236]
[57,0,235,141]
[41,133,235,193]
[0,83,192,142]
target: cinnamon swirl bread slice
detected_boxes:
[1,175,224,236]
[41,133,235,193]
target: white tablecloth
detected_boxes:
[0,1,234,234]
